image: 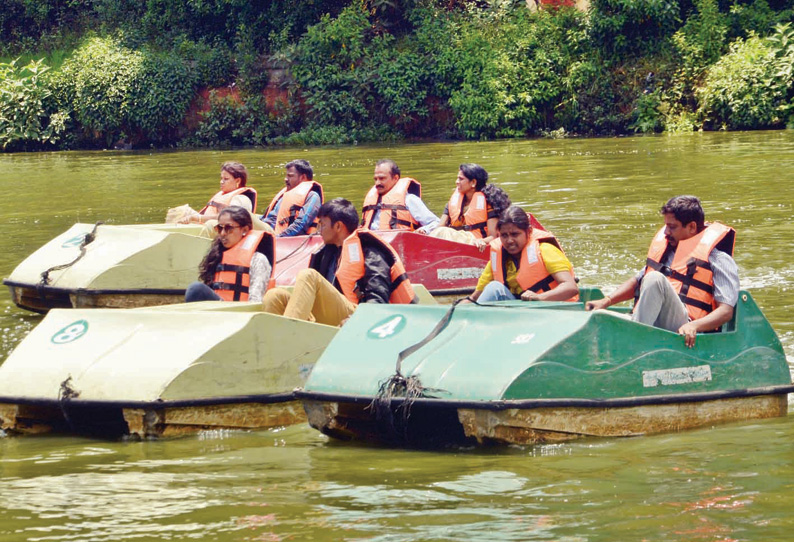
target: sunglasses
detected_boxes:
[214,224,242,234]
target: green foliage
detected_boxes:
[184,92,299,147]
[174,38,234,88]
[292,6,373,130]
[589,0,681,59]
[697,34,783,129]
[128,50,196,142]
[51,36,196,146]
[446,7,591,138]
[630,92,664,133]
[0,58,66,150]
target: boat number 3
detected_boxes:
[51,320,89,344]
[61,234,87,248]
[367,315,406,339]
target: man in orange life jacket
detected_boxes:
[361,159,439,233]
[586,196,739,348]
[262,159,323,237]
[262,198,418,326]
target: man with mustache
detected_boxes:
[361,159,439,233]
[585,196,738,348]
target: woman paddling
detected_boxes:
[175,162,258,224]
[185,206,275,302]
[466,205,579,303]
[430,163,511,250]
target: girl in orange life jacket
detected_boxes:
[185,206,274,302]
[430,163,512,250]
[464,205,579,304]
[178,162,258,224]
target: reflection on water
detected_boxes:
[1,132,794,541]
[3,419,794,541]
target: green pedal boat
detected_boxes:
[298,289,793,447]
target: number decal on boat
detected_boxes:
[511,333,536,344]
[51,320,89,344]
[367,315,406,339]
[61,234,87,248]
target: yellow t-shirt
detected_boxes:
[476,243,572,295]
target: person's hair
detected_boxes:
[286,159,313,180]
[660,195,705,230]
[482,184,511,216]
[318,198,359,233]
[459,163,488,190]
[376,159,400,177]
[221,161,248,187]
[198,206,253,284]
[497,205,532,232]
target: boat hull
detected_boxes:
[0,302,338,438]
[303,391,790,447]
[299,291,792,448]
[4,225,488,312]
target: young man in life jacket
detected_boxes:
[261,159,324,237]
[360,159,439,233]
[262,198,418,326]
[585,195,739,348]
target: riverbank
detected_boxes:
[1,0,793,152]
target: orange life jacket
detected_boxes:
[265,181,324,235]
[200,187,258,217]
[490,228,579,302]
[212,230,276,301]
[644,222,736,321]
[361,178,422,231]
[447,190,491,239]
[335,230,417,305]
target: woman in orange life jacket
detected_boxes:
[185,206,274,302]
[464,205,579,304]
[179,162,258,224]
[429,163,511,251]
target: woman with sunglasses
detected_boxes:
[185,206,275,302]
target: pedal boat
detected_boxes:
[298,289,793,447]
[3,223,491,312]
[0,301,338,438]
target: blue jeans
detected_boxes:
[185,281,222,302]
[477,281,518,303]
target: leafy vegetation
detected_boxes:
[0,0,792,151]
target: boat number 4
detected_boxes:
[367,315,406,339]
[51,320,89,344]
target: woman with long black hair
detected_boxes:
[185,206,274,302]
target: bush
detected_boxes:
[51,36,196,146]
[0,58,66,150]
[589,0,682,59]
[446,7,590,138]
[697,34,783,129]
[184,92,299,147]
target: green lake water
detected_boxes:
[1,131,793,541]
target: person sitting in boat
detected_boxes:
[429,163,511,250]
[176,162,258,224]
[261,159,324,237]
[263,198,418,326]
[361,159,439,233]
[585,195,738,348]
[185,206,275,302]
[465,205,579,304]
